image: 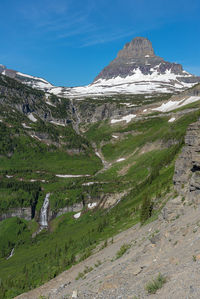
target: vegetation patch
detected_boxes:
[115,243,131,259]
[75,265,93,280]
[145,273,167,294]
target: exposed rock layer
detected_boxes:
[173,120,200,202]
[0,207,32,221]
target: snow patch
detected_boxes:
[17,72,52,85]
[82,182,95,186]
[46,101,56,107]
[152,96,200,112]
[88,202,97,209]
[49,87,63,95]
[30,135,41,141]
[56,174,90,178]
[45,93,50,99]
[116,158,125,162]
[50,120,65,126]
[168,117,176,123]
[95,151,101,158]
[111,114,136,124]
[74,212,81,219]
[120,102,136,107]
[22,123,31,129]
[27,113,37,122]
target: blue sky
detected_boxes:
[0,0,199,86]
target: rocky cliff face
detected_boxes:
[173,120,200,202]
[0,207,32,221]
[74,100,139,124]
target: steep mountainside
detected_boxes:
[16,193,200,299]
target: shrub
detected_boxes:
[145,273,167,294]
[75,265,93,280]
[115,243,131,259]
[140,194,153,224]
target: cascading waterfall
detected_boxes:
[39,193,50,227]
[7,248,14,260]
[70,99,81,134]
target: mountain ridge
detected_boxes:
[0,37,200,98]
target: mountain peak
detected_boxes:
[117,37,155,58]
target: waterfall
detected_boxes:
[39,193,50,227]
[7,248,14,260]
[70,99,81,134]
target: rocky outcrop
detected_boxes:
[74,100,139,124]
[0,207,32,221]
[173,120,200,202]
[49,203,83,219]
[170,83,200,101]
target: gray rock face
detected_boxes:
[74,100,139,124]
[54,203,83,218]
[94,37,200,85]
[117,37,155,58]
[0,207,32,221]
[173,121,200,202]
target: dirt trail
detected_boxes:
[16,195,200,299]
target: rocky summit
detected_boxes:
[62,37,200,98]
[94,37,185,80]
[93,37,200,90]
[1,37,200,98]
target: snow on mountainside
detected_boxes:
[0,64,53,90]
[0,37,200,98]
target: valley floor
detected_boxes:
[16,196,200,299]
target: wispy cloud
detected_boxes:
[80,29,139,47]
[56,24,99,40]
[16,0,160,48]
[18,0,97,42]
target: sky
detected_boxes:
[0,0,199,86]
